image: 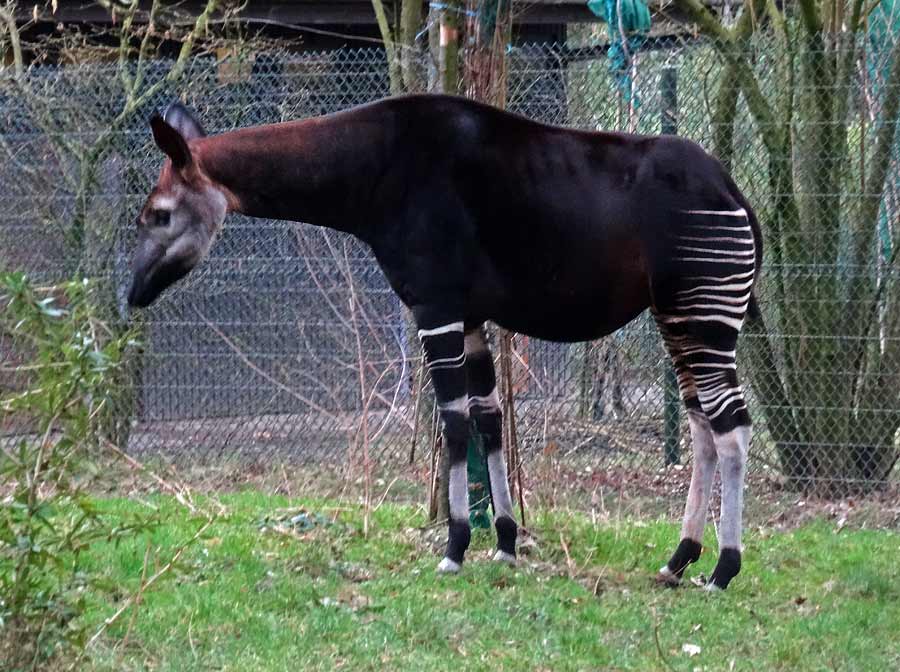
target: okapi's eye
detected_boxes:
[154,210,171,227]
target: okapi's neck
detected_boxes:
[194,111,392,237]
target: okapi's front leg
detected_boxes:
[464,327,517,564]
[417,317,471,573]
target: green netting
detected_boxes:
[586,0,651,106]
[466,425,492,529]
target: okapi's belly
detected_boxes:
[486,274,651,343]
[469,228,651,342]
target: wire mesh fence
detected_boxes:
[1,34,899,494]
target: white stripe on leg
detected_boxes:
[487,449,514,520]
[464,329,489,354]
[448,462,469,522]
[438,395,469,414]
[468,388,501,411]
[437,557,461,573]
[493,550,516,565]
[418,322,465,338]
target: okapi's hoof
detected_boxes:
[707,548,741,590]
[492,549,517,566]
[437,557,462,574]
[655,565,681,588]
[703,582,724,593]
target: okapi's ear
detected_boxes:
[150,113,192,170]
[162,102,206,141]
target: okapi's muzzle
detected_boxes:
[127,240,194,309]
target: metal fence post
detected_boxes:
[660,66,681,465]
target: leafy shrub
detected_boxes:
[0,273,152,670]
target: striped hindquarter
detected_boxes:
[654,208,755,591]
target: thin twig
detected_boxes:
[117,538,152,659]
[280,463,293,498]
[373,475,402,512]
[101,437,203,515]
[0,1,25,77]
[87,516,216,649]
[559,531,575,579]
[408,362,426,465]
[188,609,198,662]
[428,422,441,521]
[194,306,339,420]
[652,608,679,672]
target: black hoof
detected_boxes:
[708,547,741,589]
[445,519,471,565]
[665,538,703,579]
[495,515,517,557]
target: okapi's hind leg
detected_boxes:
[654,325,717,586]
[652,206,756,590]
[465,326,517,564]
[654,323,752,591]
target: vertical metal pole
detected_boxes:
[660,66,682,465]
[660,66,678,136]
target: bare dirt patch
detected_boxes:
[101,448,900,533]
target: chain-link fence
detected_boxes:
[2,34,899,494]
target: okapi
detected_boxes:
[128,94,761,591]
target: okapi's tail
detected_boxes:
[747,292,762,321]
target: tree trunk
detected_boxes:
[371,0,403,94]
[439,0,461,94]
[399,0,424,92]
[681,0,900,490]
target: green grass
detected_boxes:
[80,492,900,671]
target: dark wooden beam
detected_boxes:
[23,0,729,27]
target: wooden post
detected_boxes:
[439,0,461,94]
[460,0,514,525]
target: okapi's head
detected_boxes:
[128,104,228,308]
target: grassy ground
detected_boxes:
[81,492,900,672]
